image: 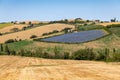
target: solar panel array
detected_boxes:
[41,30,105,43]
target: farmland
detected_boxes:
[0,56,120,80]
[98,22,120,26]
[0,23,74,43]
[0,21,120,80]
[0,23,13,29]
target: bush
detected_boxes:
[42,33,48,36]
[5,39,15,44]
[0,33,2,36]
[30,35,37,39]
[52,30,59,33]
[72,48,95,60]
[64,52,70,59]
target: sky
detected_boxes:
[0,0,120,22]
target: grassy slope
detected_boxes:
[109,27,120,37]
[0,23,13,29]
[6,40,33,51]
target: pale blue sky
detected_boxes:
[0,0,120,22]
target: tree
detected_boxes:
[0,44,3,52]
[5,45,10,55]
[111,18,116,22]
[28,21,32,25]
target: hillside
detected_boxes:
[0,56,120,80]
[0,23,74,43]
[98,22,120,26]
[0,24,28,33]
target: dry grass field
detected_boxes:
[0,23,74,43]
[0,56,120,80]
[98,22,120,26]
[0,24,28,33]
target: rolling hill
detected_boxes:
[0,23,74,43]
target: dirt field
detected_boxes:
[0,23,74,43]
[0,56,120,80]
[98,22,120,26]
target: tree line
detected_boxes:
[0,44,120,62]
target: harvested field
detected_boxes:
[0,23,74,43]
[98,22,120,26]
[0,56,120,80]
[0,24,28,33]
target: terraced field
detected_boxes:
[0,56,120,80]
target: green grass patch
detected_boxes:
[109,27,120,37]
[6,40,33,51]
[77,24,103,31]
[0,23,13,29]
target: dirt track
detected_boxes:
[0,56,120,80]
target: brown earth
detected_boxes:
[0,56,120,80]
[0,23,74,43]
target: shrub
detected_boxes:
[30,35,37,39]
[0,33,2,36]
[52,30,59,33]
[72,48,95,60]
[5,39,15,44]
[10,28,19,32]
[64,52,70,59]
[42,33,48,36]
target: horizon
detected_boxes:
[0,0,120,22]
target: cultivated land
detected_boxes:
[0,24,28,33]
[0,20,120,80]
[0,23,13,29]
[98,22,120,26]
[0,23,74,43]
[0,56,120,80]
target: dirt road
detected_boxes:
[0,56,120,80]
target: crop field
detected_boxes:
[0,23,13,29]
[0,56,120,80]
[98,22,120,26]
[41,30,106,43]
[0,24,28,33]
[0,23,74,43]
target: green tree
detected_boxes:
[5,45,10,55]
[0,44,3,52]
